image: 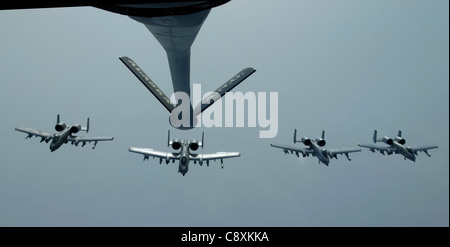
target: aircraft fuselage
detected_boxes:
[178,141,191,176]
[49,128,71,152]
[309,142,330,166]
[392,142,416,161]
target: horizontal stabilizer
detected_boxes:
[120,56,174,113]
[193,67,256,115]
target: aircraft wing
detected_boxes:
[190,152,240,161]
[68,135,114,149]
[129,147,181,163]
[358,143,396,154]
[411,145,439,156]
[189,152,240,168]
[327,148,361,160]
[15,127,53,142]
[411,146,439,152]
[270,143,314,157]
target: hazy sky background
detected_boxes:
[0,0,448,226]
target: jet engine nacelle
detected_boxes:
[315,138,326,147]
[171,139,182,150]
[382,136,393,145]
[189,140,199,151]
[55,122,67,132]
[395,137,406,145]
[70,124,82,134]
[301,137,312,146]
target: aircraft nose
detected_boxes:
[406,154,416,162]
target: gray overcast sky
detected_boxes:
[0,0,448,226]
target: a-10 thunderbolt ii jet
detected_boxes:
[129,130,240,176]
[15,114,114,152]
[270,129,361,166]
[358,130,438,162]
